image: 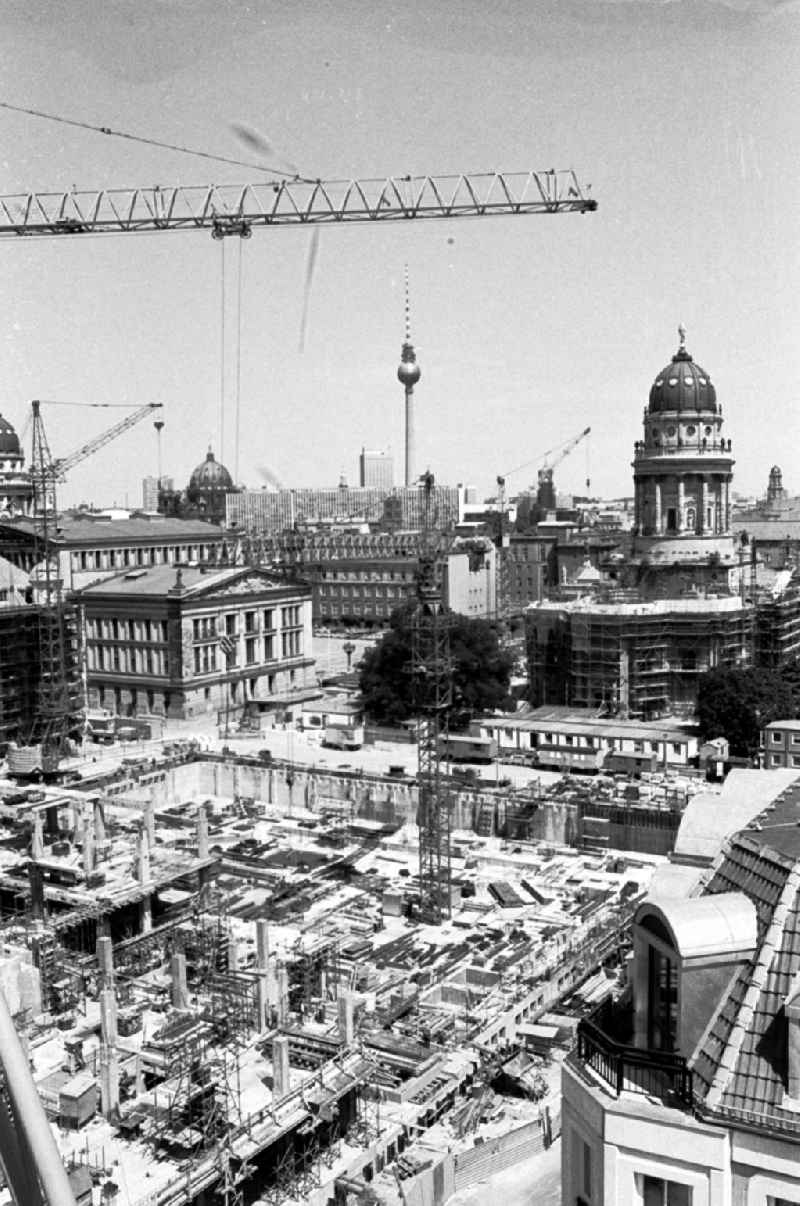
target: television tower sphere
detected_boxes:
[397,342,421,387]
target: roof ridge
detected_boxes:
[704,864,800,1110]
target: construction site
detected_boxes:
[0,735,666,1206]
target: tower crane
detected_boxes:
[535,425,591,512]
[413,472,456,924]
[7,400,163,779]
[0,170,595,238]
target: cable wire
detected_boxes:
[234,239,243,484]
[0,99,305,179]
[220,240,226,463]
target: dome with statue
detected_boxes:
[647,326,717,415]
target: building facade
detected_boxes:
[527,595,750,719]
[631,326,736,597]
[0,515,225,593]
[358,448,394,489]
[227,483,461,533]
[78,565,315,721]
[527,331,751,719]
[563,781,800,1206]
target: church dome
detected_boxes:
[188,447,234,492]
[648,329,717,416]
[0,415,21,455]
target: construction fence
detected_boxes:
[399,1110,560,1206]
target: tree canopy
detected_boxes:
[359,604,514,729]
[696,665,798,758]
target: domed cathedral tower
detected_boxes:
[631,326,735,596]
[0,413,34,517]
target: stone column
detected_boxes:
[700,476,708,534]
[654,479,662,535]
[677,479,685,533]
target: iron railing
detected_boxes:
[575,1017,694,1108]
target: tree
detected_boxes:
[359,603,514,729]
[696,666,798,758]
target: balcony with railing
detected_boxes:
[571,998,694,1110]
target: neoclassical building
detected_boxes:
[631,326,737,596]
[527,330,750,718]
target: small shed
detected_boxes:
[58,1071,98,1129]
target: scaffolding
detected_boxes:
[414,472,454,924]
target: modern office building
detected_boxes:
[358,448,394,489]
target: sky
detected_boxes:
[0,0,797,508]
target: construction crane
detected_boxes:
[413,472,456,924]
[7,400,163,778]
[535,425,591,512]
[0,170,595,238]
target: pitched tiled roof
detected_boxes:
[690,781,800,1123]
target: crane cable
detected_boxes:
[235,238,243,484]
[219,240,226,464]
[0,99,305,179]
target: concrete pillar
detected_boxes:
[143,799,155,852]
[227,934,239,972]
[100,1044,120,1119]
[72,800,85,846]
[170,952,188,1010]
[136,829,150,884]
[93,800,106,844]
[276,964,289,1025]
[140,896,152,934]
[83,821,95,876]
[338,990,355,1046]
[31,813,44,861]
[27,864,45,923]
[272,1035,290,1100]
[100,987,117,1045]
[96,936,114,988]
[255,920,270,1033]
[196,804,209,861]
[256,919,270,969]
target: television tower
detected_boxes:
[397,266,421,487]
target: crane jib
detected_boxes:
[0,172,597,238]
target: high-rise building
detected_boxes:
[141,476,173,512]
[358,448,394,489]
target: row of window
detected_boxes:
[317,584,408,599]
[87,618,169,643]
[320,570,415,583]
[75,543,217,572]
[89,646,167,675]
